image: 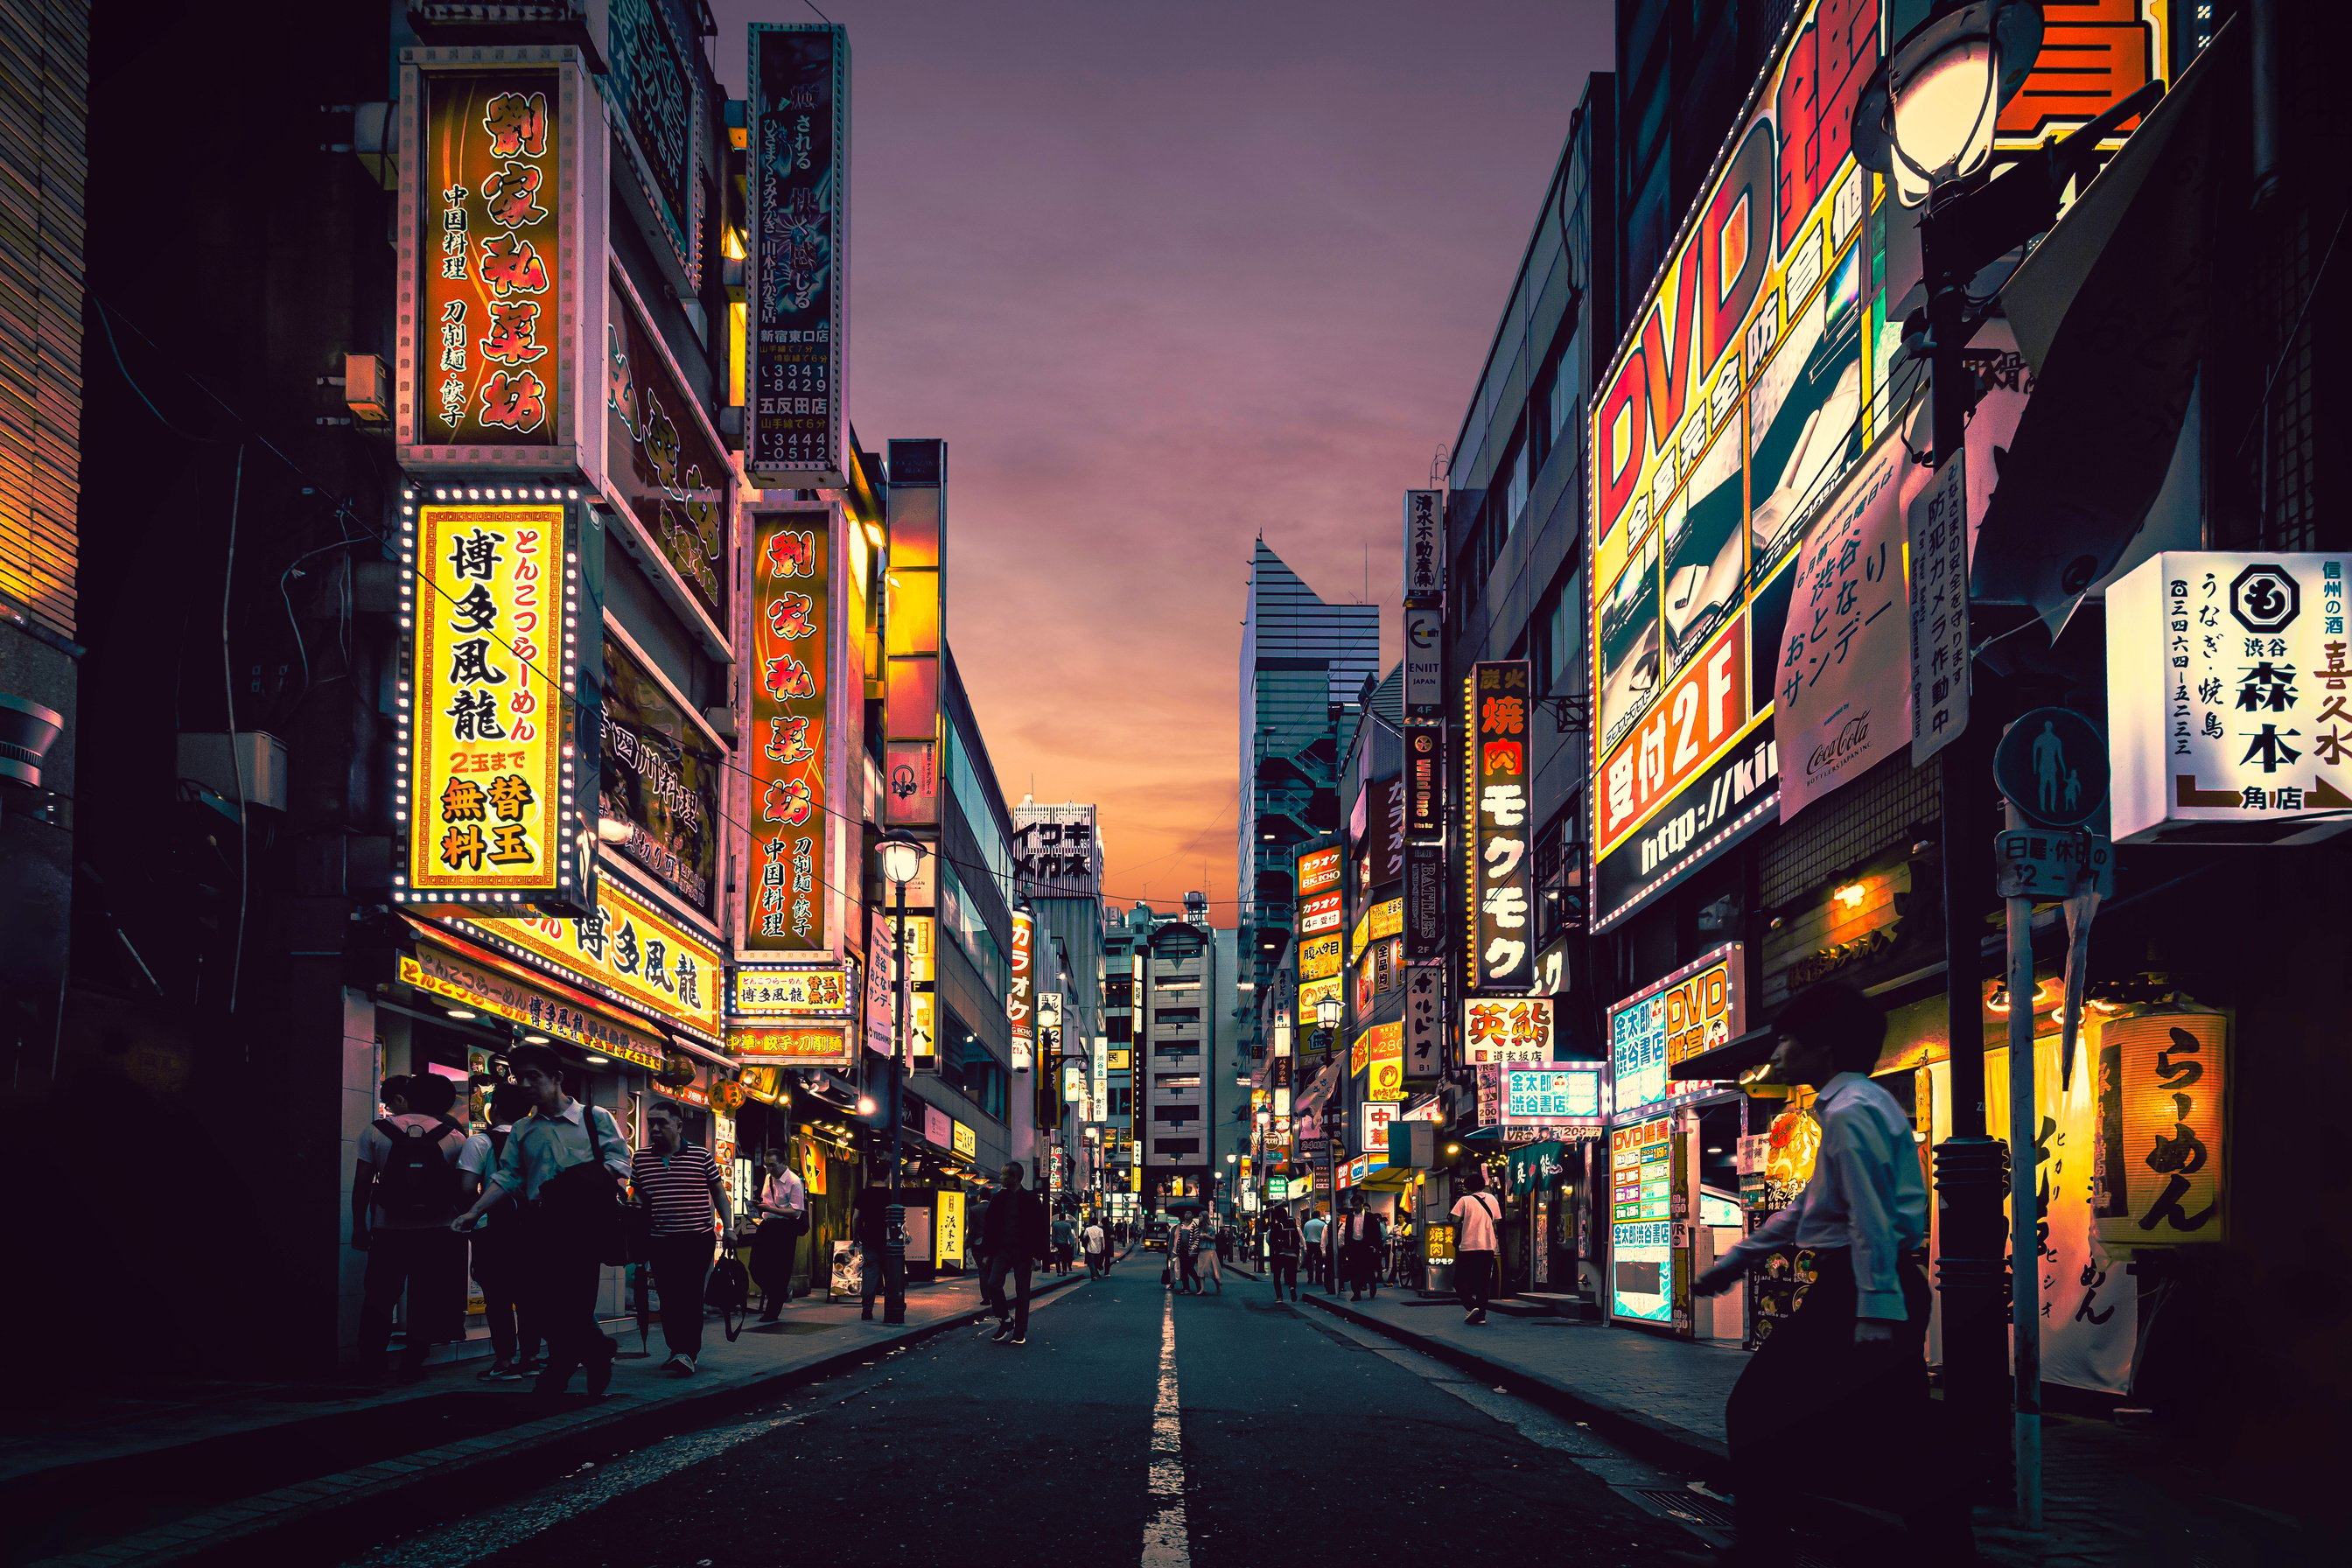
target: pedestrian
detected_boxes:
[751,1145,808,1320]
[458,1082,540,1381]
[1266,1201,1303,1301]
[1322,1202,1344,1294]
[979,1160,1048,1344]
[1197,1213,1223,1294]
[1688,982,1969,1567]
[630,1100,730,1376]
[1452,1167,1502,1325]
[450,1045,632,1396]
[1051,1212,1078,1277]
[353,1070,470,1382]
[1172,1214,1202,1293]
[1343,1198,1385,1301]
[1299,1205,1328,1295]
[853,1164,903,1323]
[1082,1215,1109,1278]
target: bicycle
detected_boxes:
[708,1250,752,1342]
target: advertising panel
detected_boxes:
[468,872,724,1038]
[1610,1116,1675,1323]
[952,1118,977,1160]
[1464,997,1552,1066]
[1403,963,1444,1079]
[935,1188,965,1265]
[884,440,945,829]
[1607,943,1742,1120]
[600,634,721,915]
[731,962,854,1017]
[1466,661,1534,990]
[728,1023,852,1068]
[745,506,836,949]
[923,1103,953,1148]
[1404,840,1446,962]
[607,270,730,626]
[1908,451,1970,766]
[1359,1101,1397,1163]
[1505,1065,1605,1127]
[1358,1022,1404,1102]
[398,501,583,911]
[2095,1012,2227,1249]
[1012,804,1102,897]
[1008,909,1034,1069]
[402,945,665,1071]
[398,57,588,466]
[2107,553,2352,844]
[1404,720,1445,840]
[1593,720,1779,930]
[1404,606,1444,719]
[1296,844,1342,899]
[606,0,705,284]
[1404,489,1446,598]
[1297,932,1343,982]
[746,23,850,487]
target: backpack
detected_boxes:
[373,1116,463,1224]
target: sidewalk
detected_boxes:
[1301,1290,2322,1568]
[4,1268,1083,1568]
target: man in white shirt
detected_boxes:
[1450,1170,1502,1324]
[1082,1217,1108,1278]
[1299,1207,1329,1294]
[1690,981,1964,1567]
[752,1146,808,1320]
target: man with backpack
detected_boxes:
[451,1045,633,1396]
[1265,1201,1303,1301]
[458,1082,540,1380]
[353,1070,470,1382]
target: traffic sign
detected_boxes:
[1992,829,2115,900]
[1993,707,2109,829]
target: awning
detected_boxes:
[1360,1162,1417,1192]
[1971,30,2226,621]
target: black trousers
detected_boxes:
[526,1223,612,1387]
[646,1231,714,1360]
[359,1227,469,1367]
[471,1230,537,1363]
[983,1252,1033,1333]
[860,1240,906,1320]
[1455,1249,1496,1315]
[1723,1249,1967,1564]
[751,1217,803,1311]
[1271,1254,1299,1297]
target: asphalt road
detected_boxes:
[349,1266,1712,1567]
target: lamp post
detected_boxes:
[877,830,927,1326]
[1851,0,2156,1528]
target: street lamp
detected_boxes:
[876,829,927,1325]
[1852,0,2044,206]
[1315,993,1341,1033]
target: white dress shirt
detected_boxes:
[1721,1071,1928,1320]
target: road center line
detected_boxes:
[1139,1290,1191,1568]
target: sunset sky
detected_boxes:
[713,0,1614,921]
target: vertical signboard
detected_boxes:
[1404,721,1444,840]
[398,56,592,468]
[1404,606,1444,719]
[1402,962,1444,1079]
[397,500,585,912]
[1466,661,1534,991]
[746,23,850,487]
[1008,910,1035,1070]
[2095,1012,2226,1249]
[607,271,731,628]
[1404,839,1446,962]
[746,506,834,950]
[1610,1116,1675,1323]
[600,636,721,916]
[1404,489,1446,598]
[884,439,945,829]
[606,0,705,285]
[1908,452,1970,766]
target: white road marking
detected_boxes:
[1139,1290,1191,1568]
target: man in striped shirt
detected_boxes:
[632,1099,732,1375]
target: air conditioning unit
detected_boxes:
[177,732,290,813]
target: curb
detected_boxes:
[28,1273,1087,1568]
[1297,1292,1731,1487]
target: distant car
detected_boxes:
[1142,1222,1171,1250]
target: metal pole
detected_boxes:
[2004,812,2042,1529]
[887,874,909,1323]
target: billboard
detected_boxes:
[599,634,721,916]
[729,1023,852,1068]
[746,24,850,488]
[1297,843,1342,935]
[884,440,945,829]
[1464,997,1552,1066]
[397,55,592,469]
[1008,909,1034,1069]
[745,505,836,950]
[2107,553,2352,844]
[1610,1116,1675,1323]
[1404,720,1444,840]
[1466,661,1534,990]
[1404,489,1446,598]
[466,872,724,1040]
[732,962,854,1017]
[398,501,585,912]
[606,0,706,285]
[1012,804,1102,898]
[1607,943,1742,1121]
[607,270,731,628]
[1504,1065,1604,1126]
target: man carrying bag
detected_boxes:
[752,1146,808,1320]
[452,1045,631,1396]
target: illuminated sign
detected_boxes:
[923,1104,952,1147]
[1298,933,1343,982]
[1357,1022,1404,1102]
[1359,1101,1396,1162]
[2096,1012,2225,1249]
[1297,975,1340,1030]
[1299,889,1342,936]
[1505,1065,1604,1126]
[1352,897,1404,950]
[935,1189,965,1264]
[468,873,724,1038]
[2107,553,2352,844]
[731,963,853,1017]
[1062,1061,1086,1103]
[401,946,662,1071]
[728,1024,851,1067]
[608,270,730,626]
[745,505,836,950]
[398,501,584,913]
[399,59,585,464]
[1608,943,1742,1118]
[1466,661,1534,989]
[1009,910,1035,1069]
[883,439,944,829]
[746,23,849,487]
[1464,997,1552,1066]
[1404,488,1446,598]
[951,1118,977,1160]
[1610,1116,1675,1323]
[1297,844,1342,898]
[1404,721,1445,841]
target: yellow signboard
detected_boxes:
[1298,975,1340,1026]
[400,502,580,907]
[464,873,723,1036]
[936,1189,965,1264]
[1108,1048,1131,1070]
[400,946,663,1070]
[727,1023,852,1066]
[1298,932,1343,982]
[1356,1021,1404,1102]
[732,962,856,1017]
[1350,897,1404,956]
[951,1118,976,1159]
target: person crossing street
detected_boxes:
[1265,1201,1303,1301]
[978,1160,1049,1344]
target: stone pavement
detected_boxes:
[1301,1289,2328,1568]
[7,1265,1087,1568]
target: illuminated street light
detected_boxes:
[1852,1,2044,206]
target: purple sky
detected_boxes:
[712,0,1614,919]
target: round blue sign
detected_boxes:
[1992,707,2109,830]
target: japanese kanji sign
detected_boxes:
[1608,943,1741,1117]
[1403,489,1446,598]
[2095,1012,2226,1250]
[466,872,723,1038]
[2107,552,2352,844]
[402,945,665,1071]
[1008,909,1035,1070]
[1464,997,1552,1066]
[1908,449,1970,766]
[1505,1065,1604,1126]
[1466,661,1534,990]
[1012,804,1101,898]
[731,962,855,1018]
[747,23,850,487]
[608,271,730,628]
[402,503,577,908]
[606,0,705,285]
[1773,430,1908,821]
[600,636,721,915]
[745,506,834,951]
[727,1024,852,1067]
[407,66,570,455]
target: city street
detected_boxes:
[346,1277,1700,1568]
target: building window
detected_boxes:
[1153,1138,1201,1158]
[1157,1074,1201,1089]
[1152,1105,1201,1124]
[1154,1006,1201,1023]
[1505,441,1530,535]
[1532,569,1584,696]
